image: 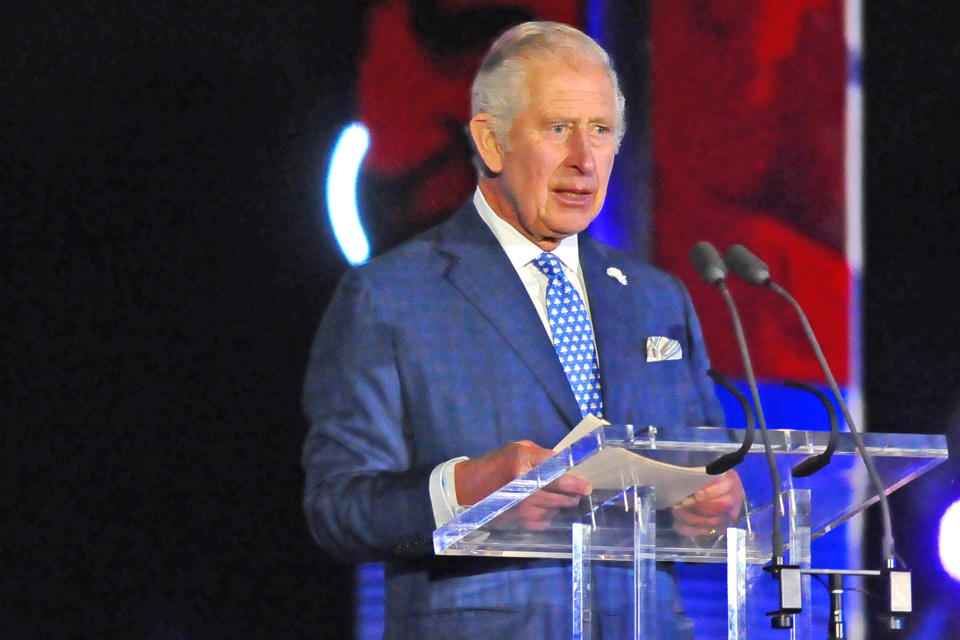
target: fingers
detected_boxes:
[513,508,557,531]
[498,468,591,530]
[692,471,737,501]
[671,471,746,536]
[678,472,744,514]
[545,472,592,497]
[676,493,737,517]
[672,504,723,527]
[525,487,585,510]
[674,521,717,537]
[672,502,726,537]
[502,489,584,531]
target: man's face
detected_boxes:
[481,59,618,249]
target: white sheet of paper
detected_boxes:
[552,414,609,453]
[553,416,713,510]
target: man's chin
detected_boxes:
[542,210,601,238]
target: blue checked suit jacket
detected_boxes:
[302,201,723,639]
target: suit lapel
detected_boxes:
[435,204,583,427]
[579,237,647,423]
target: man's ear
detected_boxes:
[469,114,504,174]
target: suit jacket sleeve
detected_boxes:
[301,268,435,562]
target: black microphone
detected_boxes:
[783,380,839,478]
[689,241,726,285]
[723,243,898,568]
[724,243,771,285]
[689,242,792,610]
[705,369,756,475]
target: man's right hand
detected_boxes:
[454,440,592,531]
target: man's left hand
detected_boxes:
[671,470,745,537]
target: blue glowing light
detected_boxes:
[326,122,371,265]
[939,499,960,582]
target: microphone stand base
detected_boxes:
[769,614,794,630]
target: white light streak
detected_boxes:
[326,123,371,265]
[939,500,960,582]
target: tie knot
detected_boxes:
[533,252,564,278]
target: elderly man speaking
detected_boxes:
[302,21,742,639]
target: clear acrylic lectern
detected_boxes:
[433,424,948,640]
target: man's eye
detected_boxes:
[551,124,566,134]
[594,125,609,135]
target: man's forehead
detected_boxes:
[524,58,612,89]
[525,64,616,112]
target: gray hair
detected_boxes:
[470,21,626,152]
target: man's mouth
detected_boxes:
[552,189,595,204]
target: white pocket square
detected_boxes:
[646,336,682,362]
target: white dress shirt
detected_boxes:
[429,187,597,527]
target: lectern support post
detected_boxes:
[633,486,657,640]
[727,526,747,639]
[572,522,592,640]
[572,485,657,640]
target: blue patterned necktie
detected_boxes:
[532,252,603,418]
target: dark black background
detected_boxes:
[3,3,363,638]
[864,3,960,635]
[3,1,958,638]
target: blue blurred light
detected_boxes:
[714,381,847,431]
[939,499,960,582]
[327,122,371,265]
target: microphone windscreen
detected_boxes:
[689,241,726,284]
[724,244,771,285]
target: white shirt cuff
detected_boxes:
[429,456,469,527]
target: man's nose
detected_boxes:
[566,128,596,174]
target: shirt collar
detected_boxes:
[472,187,581,273]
